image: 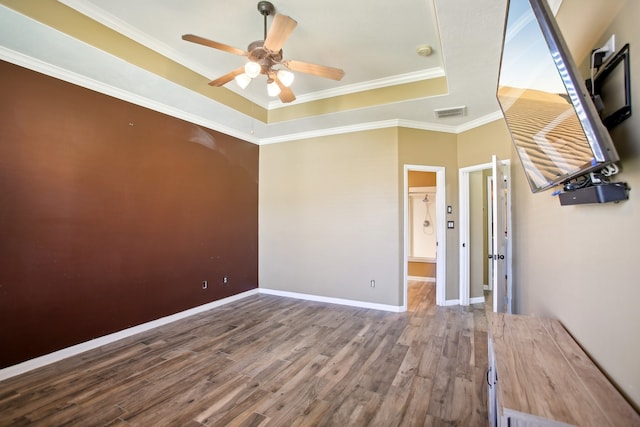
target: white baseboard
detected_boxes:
[470,296,485,305]
[0,289,258,382]
[0,286,428,381]
[408,276,436,282]
[444,299,460,306]
[259,288,404,313]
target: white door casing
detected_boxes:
[491,155,512,313]
[459,157,512,310]
[403,165,446,308]
[458,162,491,305]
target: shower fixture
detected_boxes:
[423,192,434,234]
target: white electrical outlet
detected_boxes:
[601,34,616,62]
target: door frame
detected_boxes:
[458,162,492,306]
[486,175,494,292]
[459,160,512,309]
[403,165,446,308]
[492,157,513,314]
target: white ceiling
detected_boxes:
[61,0,445,106]
[0,0,520,144]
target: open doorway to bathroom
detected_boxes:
[404,165,446,311]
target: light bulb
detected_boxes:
[234,73,252,89]
[277,69,295,87]
[267,80,281,97]
[244,61,261,78]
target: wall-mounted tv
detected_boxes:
[497,0,620,193]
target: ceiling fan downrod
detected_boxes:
[257,1,275,40]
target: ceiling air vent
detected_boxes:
[434,106,467,119]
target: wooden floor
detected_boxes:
[0,282,489,426]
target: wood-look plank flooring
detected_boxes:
[0,281,489,426]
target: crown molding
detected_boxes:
[267,68,446,109]
[1,45,503,147]
[57,0,219,80]
[58,0,445,111]
[0,45,260,144]
[257,117,466,145]
[456,110,505,133]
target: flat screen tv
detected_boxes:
[497,0,620,193]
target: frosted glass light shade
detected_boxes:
[234,73,252,89]
[277,69,294,87]
[267,81,281,97]
[244,61,261,78]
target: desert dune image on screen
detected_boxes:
[498,0,595,191]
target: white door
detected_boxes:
[492,155,512,313]
[486,176,494,292]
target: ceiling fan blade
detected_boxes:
[278,85,296,103]
[182,34,248,56]
[208,67,246,87]
[263,14,297,52]
[284,60,345,81]
[276,81,296,103]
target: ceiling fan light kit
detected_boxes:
[277,69,294,87]
[266,79,281,96]
[181,1,344,103]
[234,73,253,89]
[244,61,262,79]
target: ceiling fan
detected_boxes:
[182,1,345,103]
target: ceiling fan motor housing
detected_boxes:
[247,40,283,74]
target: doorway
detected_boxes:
[458,158,512,311]
[403,165,446,310]
[408,184,437,281]
[459,163,492,306]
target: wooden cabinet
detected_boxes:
[487,313,639,427]
[487,334,498,425]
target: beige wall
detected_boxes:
[257,0,640,410]
[510,0,640,408]
[457,119,512,168]
[259,121,514,307]
[259,128,401,305]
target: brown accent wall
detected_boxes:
[408,261,435,278]
[408,170,436,187]
[0,61,258,368]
